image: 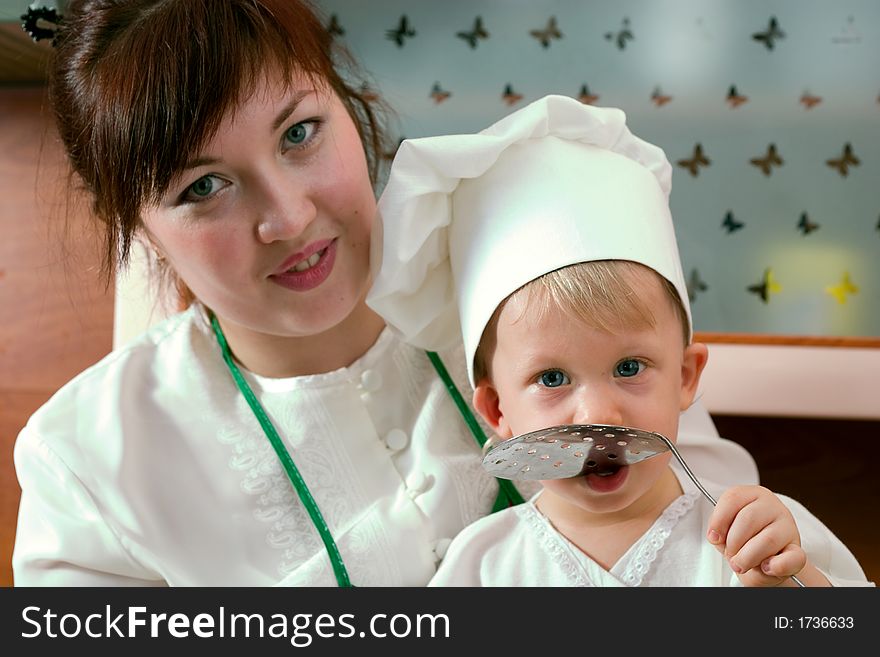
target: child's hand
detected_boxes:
[706,485,806,587]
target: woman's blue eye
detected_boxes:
[539,370,569,388]
[285,122,310,145]
[189,175,216,198]
[616,359,645,378]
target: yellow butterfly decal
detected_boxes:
[825,272,858,305]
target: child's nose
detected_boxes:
[572,390,624,427]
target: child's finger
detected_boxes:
[727,523,791,574]
[760,544,807,580]
[707,486,765,548]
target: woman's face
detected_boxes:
[141,71,376,341]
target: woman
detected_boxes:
[13,0,757,586]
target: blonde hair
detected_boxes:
[472,260,689,383]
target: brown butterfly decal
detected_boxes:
[726,85,748,108]
[502,83,524,106]
[578,84,599,105]
[327,13,345,38]
[605,17,634,50]
[800,91,822,109]
[752,16,785,50]
[457,16,489,49]
[750,143,784,176]
[747,267,782,304]
[386,15,416,47]
[722,210,745,233]
[430,82,451,104]
[677,143,711,177]
[530,16,563,49]
[651,86,672,107]
[686,268,709,302]
[358,82,379,103]
[797,212,819,235]
[826,143,860,177]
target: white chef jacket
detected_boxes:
[429,467,873,587]
[13,305,758,586]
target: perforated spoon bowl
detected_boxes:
[482,423,805,587]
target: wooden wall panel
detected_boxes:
[0,87,115,587]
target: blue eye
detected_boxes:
[284,120,317,147]
[180,174,228,203]
[538,370,570,388]
[615,359,645,378]
[189,175,217,198]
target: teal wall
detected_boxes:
[317,0,879,338]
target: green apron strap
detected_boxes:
[212,315,353,587]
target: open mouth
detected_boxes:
[286,247,328,273]
[583,463,628,492]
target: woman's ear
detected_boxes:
[680,341,709,411]
[473,381,513,439]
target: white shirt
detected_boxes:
[13,305,758,586]
[429,468,873,587]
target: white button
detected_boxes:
[359,369,382,392]
[432,537,452,561]
[405,472,432,496]
[384,429,409,451]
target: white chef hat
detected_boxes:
[367,94,691,387]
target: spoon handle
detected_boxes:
[660,436,806,588]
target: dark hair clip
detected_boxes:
[21,6,64,45]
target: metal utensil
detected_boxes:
[482,423,805,587]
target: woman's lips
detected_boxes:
[269,238,337,292]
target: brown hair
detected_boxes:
[472,260,690,383]
[49,0,391,302]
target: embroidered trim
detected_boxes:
[519,503,594,586]
[619,491,700,586]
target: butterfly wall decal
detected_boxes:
[800,91,822,109]
[530,17,563,49]
[676,143,711,177]
[726,85,748,108]
[430,82,451,104]
[386,15,416,47]
[826,143,860,177]
[457,16,489,49]
[357,83,379,103]
[502,84,524,106]
[797,212,819,235]
[686,268,709,302]
[825,272,858,304]
[578,84,599,105]
[749,143,784,176]
[752,16,786,50]
[651,87,672,107]
[722,211,745,233]
[605,17,634,50]
[327,13,345,38]
[747,267,782,304]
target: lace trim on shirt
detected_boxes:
[519,503,594,587]
[619,491,700,587]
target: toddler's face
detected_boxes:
[476,273,705,514]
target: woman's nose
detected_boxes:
[255,177,317,244]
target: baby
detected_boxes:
[369,95,872,587]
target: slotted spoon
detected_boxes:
[482,423,805,587]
